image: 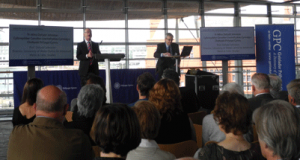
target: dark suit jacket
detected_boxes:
[63,111,96,146]
[154,43,180,76]
[248,93,274,113]
[7,117,93,160]
[77,41,101,77]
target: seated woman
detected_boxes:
[12,78,44,126]
[202,83,252,146]
[149,78,194,144]
[90,104,141,160]
[127,101,176,160]
[64,84,104,145]
[197,92,264,160]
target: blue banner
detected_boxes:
[256,24,295,91]
[13,69,158,108]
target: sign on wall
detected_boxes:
[256,24,295,91]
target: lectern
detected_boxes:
[94,54,125,103]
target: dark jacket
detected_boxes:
[77,41,101,77]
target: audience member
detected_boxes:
[7,85,93,160]
[64,84,104,145]
[128,72,156,107]
[162,68,200,113]
[268,74,288,101]
[90,104,141,159]
[127,101,176,160]
[12,78,44,126]
[287,79,300,110]
[149,78,195,144]
[253,100,300,160]
[202,83,252,147]
[248,73,274,112]
[197,92,264,160]
[70,73,106,112]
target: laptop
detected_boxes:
[180,46,193,57]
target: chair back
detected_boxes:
[65,111,73,122]
[204,140,218,146]
[158,140,198,158]
[188,111,207,125]
[193,124,202,148]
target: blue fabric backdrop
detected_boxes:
[256,24,295,91]
[13,69,158,108]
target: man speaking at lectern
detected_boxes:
[77,28,101,86]
[154,33,180,79]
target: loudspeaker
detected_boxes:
[185,70,219,110]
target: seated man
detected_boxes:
[128,72,156,107]
[268,74,288,101]
[127,101,176,160]
[253,100,300,160]
[249,73,274,112]
[64,84,104,146]
[7,85,93,160]
[70,73,106,112]
[287,79,300,109]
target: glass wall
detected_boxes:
[0,0,299,110]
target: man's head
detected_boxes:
[268,74,282,98]
[253,100,300,160]
[136,72,156,98]
[162,68,179,85]
[84,28,92,41]
[77,84,104,118]
[35,85,68,122]
[287,79,300,106]
[222,82,244,96]
[86,73,107,104]
[165,33,173,46]
[251,73,270,96]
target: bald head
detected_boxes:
[36,85,67,112]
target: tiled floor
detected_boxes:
[0,121,13,160]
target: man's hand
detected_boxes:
[87,50,93,58]
[163,52,171,57]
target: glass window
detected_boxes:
[205,16,234,27]
[244,83,246,91]
[271,5,293,15]
[204,2,234,14]
[241,17,269,27]
[232,74,236,82]
[240,4,267,15]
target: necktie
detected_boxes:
[88,42,92,65]
[167,46,170,53]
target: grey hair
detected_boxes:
[287,79,300,105]
[36,89,67,112]
[269,74,282,99]
[77,84,104,118]
[251,73,270,90]
[222,82,244,96]
[166,33,173,38]
[253,100,300,159]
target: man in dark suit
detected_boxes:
[287,79,300,110]
[7,85,93,160]
[154,33,180,79]
[248,73,274,113]
[268,74,288,101]
[77,28,101,86]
